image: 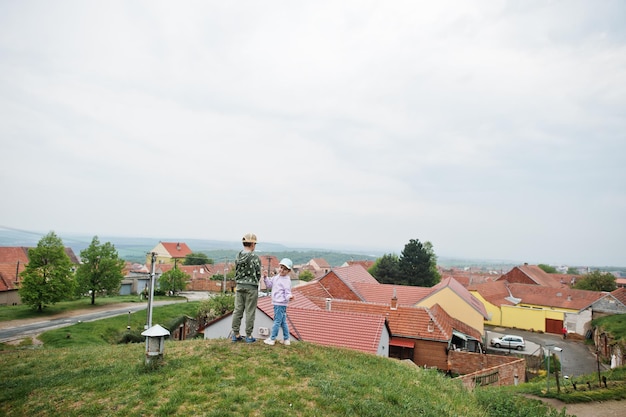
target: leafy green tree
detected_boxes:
[572,270,617,292]
[369,254,400,284]
[159,268,189,294]
[423,241,440,284]
[184,252,212,265]
[75,236,126,304]
[399,239,441,287]
[298,270,315,282]
[566,267,580,275]
[538,264,558,273]
[18,231,75,312]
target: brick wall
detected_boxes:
[414,339,449,370]
[320,273,361,300]
[449,350,526,389]
[501,267,534,285]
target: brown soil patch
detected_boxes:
[524,394,624,417]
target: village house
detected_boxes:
[145,241,192,266]
[200,293,391,356]
[307,296,483,367]
[0,246,80,305]
[296,265,488,335]
[468,264,625,336]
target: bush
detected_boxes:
[118,330,144,344]
[197,294,235,325]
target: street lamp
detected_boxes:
[545,345,563,393]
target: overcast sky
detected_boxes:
[1,1,624,266]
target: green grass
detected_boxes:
[0,338,579,417]
[511,366,626,404]
[592,313,626,340]
[3,303,623,416]
[36,302,201,348]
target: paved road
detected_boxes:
[0,294,210,343]
[486,326,606,378]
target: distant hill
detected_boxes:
[5,229,618,272]
[0,230,380,267]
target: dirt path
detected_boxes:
[525,395,624,417]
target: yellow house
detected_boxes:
[146,242,192,266]
[470,280,604,335]
[416,277,488,336]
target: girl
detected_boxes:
[263,258,295,345]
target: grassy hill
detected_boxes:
[0,338,576,417]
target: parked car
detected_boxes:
[490,335,525,350]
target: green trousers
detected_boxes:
[231,285,259,337]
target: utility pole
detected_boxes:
[146,252,157,329]
[222,260,227,294]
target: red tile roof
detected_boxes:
[260,255,281,274]
[352,282,431,305]
[0,247,30,264]
[333,264,379,285]
[304,297,481,342]
[293,279,333,299]
[509,283,604,310]
[0,246,78,292]
[161,242,193,259]
[309,258,331,270]
[0,262,25,291]
[468,280,518,307]
[257,296,385,355]
[497,264,561,287]
[312,264,380,301]
[430,277,489,319]
[344,260,375,270]
[439,268,499,286]
[611,287,626,306]
[549,274,578,287]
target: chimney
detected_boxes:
[390,288,398,310]
[428,318,435,333]
[325,298,332,311]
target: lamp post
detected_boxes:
[545,345,562,393]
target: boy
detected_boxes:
[231,233,262,343]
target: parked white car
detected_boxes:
[490,335,525,350]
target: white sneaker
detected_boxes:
[263,338,275,346]
[280,339,291,346]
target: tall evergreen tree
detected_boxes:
[75,236,125,304]
[369,253,400,284]
[19,231,75,311]
[398,238,441,287]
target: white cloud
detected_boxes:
[1,1,624,266]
